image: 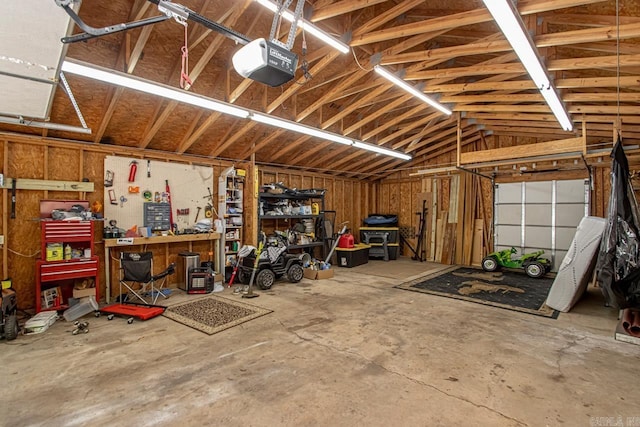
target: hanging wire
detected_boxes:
[352,48,373,71]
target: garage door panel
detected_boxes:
[496,225,522,247]
[525,226,552,248]
[526,181,552,203]
[525,204,551,226]
[497,183,522,203]
[497,204,521,225]
[556,180,587,203]
[556,226,579,251]
[556,205,585,227]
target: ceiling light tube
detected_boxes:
[482,0,572,131]
[251,113,353,145]
[374,65,452,116]
[540,86,573,132]
[254,0,350,54]
[61,60,250,119]
[353,141,411,160]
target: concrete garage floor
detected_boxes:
[3,258,639,426]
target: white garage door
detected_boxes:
[494,179,590,271]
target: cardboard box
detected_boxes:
[46,243,63,261]
[303,267,334,280]
[73,287,96,299]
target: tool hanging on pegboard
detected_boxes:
[104,170,114,187]
[202,187,214,218]
[128,161,138,182]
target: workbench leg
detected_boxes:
[105,245,111,303]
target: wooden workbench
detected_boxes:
[104,232,221,303]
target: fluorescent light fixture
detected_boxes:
[254,0,350,54]
[251,113,411,160]
[353,141,411,161]
[251,113,352,145]
[374,65,452,116]
[482,0,572,131]
[61,59,411,160]
[61,60,250,119]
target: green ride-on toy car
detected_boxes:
[481,247,551,278]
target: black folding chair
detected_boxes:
[119,252,175,305]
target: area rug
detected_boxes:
[395,266,559,318]
[162,295,272,335]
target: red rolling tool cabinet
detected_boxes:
[35,220,99,313]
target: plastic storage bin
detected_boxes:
[336,244,370,267]
[63,295,99,321]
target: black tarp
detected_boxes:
[596,138,640,309]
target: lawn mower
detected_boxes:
[481,247,551,278]
[1,287,19,341]
[237,232,304,290]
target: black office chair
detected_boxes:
[119,252,175,305]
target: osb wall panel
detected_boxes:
[376,169,493,262]
[257,167,370,243]
[4,142,48,310]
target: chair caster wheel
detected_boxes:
[107,314,114,321]
[94,312,101,318]
[127,317,134,324]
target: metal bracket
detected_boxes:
[59,71,88,129]
[269,0,305,51]
[58,0,251,46]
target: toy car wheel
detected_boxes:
[256,269,276,290]
[525,262,546,278]
[5,313,18,341]
[481,256,500,272]
[287,263,304,283]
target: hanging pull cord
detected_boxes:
[300,25,312,81]
[180,22,192,90]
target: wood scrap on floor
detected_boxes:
[457,280,525,296]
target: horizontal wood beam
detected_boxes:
[426,75,640,93]
[311,0,387,22]
[460,137,585,165]
[2,178,94,192]
[408,54,640,81]
[383,22,640,65]
[351,0,605,46]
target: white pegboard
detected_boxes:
[103,156,214,232]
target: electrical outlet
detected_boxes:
[0,235,4,245]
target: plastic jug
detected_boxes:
[338,233,354,248]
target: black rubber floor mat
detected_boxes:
[395,266,559,318]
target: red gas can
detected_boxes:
[338,233,355,248]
